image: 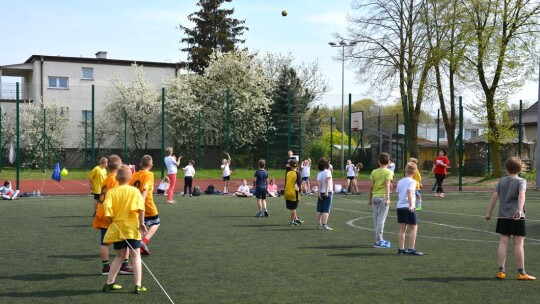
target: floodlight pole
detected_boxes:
[536,60,540,190]
[348,93,352,161]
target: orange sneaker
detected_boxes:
[517,273,536,280]
[496,272,506,279]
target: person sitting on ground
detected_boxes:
[267,179,279,197]
[235,179,253,197]
[156,176,170,195]
[0,181,19,200]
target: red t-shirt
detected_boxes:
[434,156,449,175]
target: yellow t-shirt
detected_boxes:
[370,168,394,197]
[412,170,422,190]
[284,170,300,202]
[87,165,107,194]
[92,173,119,229]
[130,169,158,217]
[103,185,145,243]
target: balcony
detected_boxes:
[0,83,35,102]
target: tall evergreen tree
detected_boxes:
[179,0,248,74]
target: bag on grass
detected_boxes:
[205,184,215,194]
[51,163,61,182]
[193,186,201,196]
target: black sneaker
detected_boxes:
[397,249,406,255]
[406,249,424,256]
[140,243,151,256]
[294,218,304,224]
[264,209,269,217]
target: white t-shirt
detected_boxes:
[221,163,230,177]
[164,156,178,174]
[328,164,333,172]
[317,169,333,194]
[387,162,396,173]
[157,181,169,191]
[237,184,250,193]
[396,177,416,209]
[184,165,195,177]
[301,165,310,178]
[346,164,356,177]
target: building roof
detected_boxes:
[521,101,538,125]
[22,54,186,69]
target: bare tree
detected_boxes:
[346,0,433,160]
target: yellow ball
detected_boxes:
[61,168,68,176]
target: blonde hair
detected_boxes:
[116,165,132,184]
[165,147,173,156]
[409,157,418,164]
[163,176,170,183]
[405,162,417,176]
[99,157,108,165]
[140,155,153,168]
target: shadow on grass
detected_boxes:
[300,244,374,250]
[44,215,91,219]
[233,224,285,227]
[49,254,96,261]
[57,224,89,228]
[0,289,102,298]
[0,273,97,281]
[328,252,396,258]
[208,215,255,218]
[403,276,494,283]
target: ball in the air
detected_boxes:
[61,168,69,176]
[281,10,287,16]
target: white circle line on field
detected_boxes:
[346,217,540,245]
[332,195,540,222]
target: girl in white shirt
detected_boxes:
[345,159,359,194]
[300,158,311,195]
[235,179,253,197]
[164,147,182,204]
[182,160,196,197]
[221,152,232,194]
[316,157,334,231]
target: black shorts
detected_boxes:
[496,218,526,236]
[286,200,299,210]
[255,187,267,199]
[144,215,161,227]
[157,189,165,194]
[223,176,230,181]
[347,176,355,180]
[397,208,418,225]
[93,193,100,200]
[113,239,142,250]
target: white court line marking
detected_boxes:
[333,195,540,222]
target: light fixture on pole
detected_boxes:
[329,40,357,173]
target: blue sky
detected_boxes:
[0,0,537,110]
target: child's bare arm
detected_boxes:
[515,189,526,219]
[486,192,499,220]
[407,189,415,212]
[139,210,147,234]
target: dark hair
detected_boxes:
[258,159,266,168]
[3,180,9,187]
[505,157,522,174]
[189,160,195,165]
[378,152,390,165]
[440,150,447,156]
[289,159,298,168]
[317,157,329,171]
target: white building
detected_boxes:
[0,52,184,166]
[398,122,486,141]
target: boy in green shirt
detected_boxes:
[369,152,393,248]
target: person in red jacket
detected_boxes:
[433,150,450,198]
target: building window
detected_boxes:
[82,67,94,79]
[438,128,446,139]
[468,130,478,138]
[82,110,92,121]
[48,77,69,89]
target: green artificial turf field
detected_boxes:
[1,191,539,303]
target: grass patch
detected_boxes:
[1,192,539,303]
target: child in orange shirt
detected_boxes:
[130,155,160,256]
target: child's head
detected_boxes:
[242,179,247,185]
[409,157,418,164]
[317,157,329,171]
[258,159,266,169]
[99,157,108,168]
[439,150,446,156]
[505,157,522,174]
[270,178,275,185]
[222,158,228,165]
[347,159,352,165]
[165,147,173,156]
[288,150,293,157]
[140,155,153,169]
[107,155,122,172]
[405,162,417,177]
[3,180,10,187]
[356,163,363,169]
[378,152,390,166]
[163,176,170,183]
[116,165,132,185]
[289,159,298,170]
[189,160,195,166]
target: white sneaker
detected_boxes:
[322,225,333,231]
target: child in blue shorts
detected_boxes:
[254,159,269,217]
[396,162,423,256]
[316,157,333,230]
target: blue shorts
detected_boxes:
[397,208,418,225]
[113,239,142,250]
[223,176,230,181]
[100,228,109,246]
[144,215,161,227]
[317,192,333,213]
[255,186,267,199]
[301,177,309,181]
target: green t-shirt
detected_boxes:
[370,168,394,197]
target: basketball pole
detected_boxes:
[348,93,352,161]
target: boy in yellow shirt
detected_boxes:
[284,159,304,226]
[102,165,148,294]
[87,157,108,213]
[130,155,159,256]
[93,155,132,276]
